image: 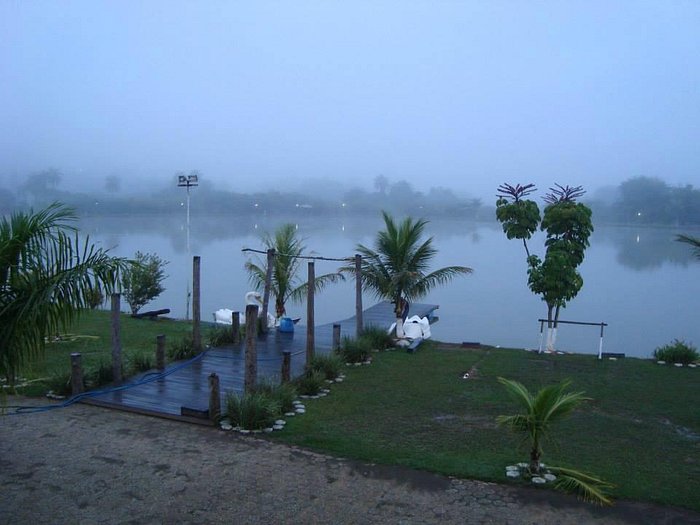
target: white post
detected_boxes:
[597,323,605,359]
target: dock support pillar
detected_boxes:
[208,372,220,422]
[306,261,315,362]
[111,293,122,385]
[355,254,363,337]
[232,311,240,344]
[244,304,258,392]
[332,324,341,352]
[192,256,202,352]
[261,248,275,334]
[156,334,166,371]
[70,353,84,395]
[281,351,291,383]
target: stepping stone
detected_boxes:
[544,474,557,481]
[285,412,296,417]
[295,408,306,414]
[506,471,520,478]
[273,424,284,430]
[275,419,286,426]
[531,477,546,484]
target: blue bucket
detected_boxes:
[279,317,294,333]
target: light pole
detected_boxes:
[178,172,199,319]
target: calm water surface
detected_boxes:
[80,214,700,359]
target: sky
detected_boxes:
[1,1,699,199]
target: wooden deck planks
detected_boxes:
[84,301,438,420]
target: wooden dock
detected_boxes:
[83,302,438,423]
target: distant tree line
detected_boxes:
[587,176,700,225]
[1,169,487,219]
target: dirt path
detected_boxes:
[1,399,698,525]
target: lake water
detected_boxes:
[79,214,700,359]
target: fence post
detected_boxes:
[332,324,341,352]
[111,293,122,385]
[70,353,84,395]
[306,261,315,362]
[281,351,291,383]
[232,311,240,344]
[192,256,202,352]
[355,254,363,337]
[156,334,165,371]
[244,304,258,392]
[208,372,221,421]
[261,248,275,334]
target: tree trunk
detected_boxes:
[545,303,555,352]
[530,447,541,475]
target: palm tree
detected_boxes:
[496,377,589,475]
[677,234,700,259]
[343,211,472,337]
[245,224,344,320]
[0,203,127,384]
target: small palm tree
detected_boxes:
[496,377,589,475]
[677,234,700,259]
[0,203,127,384]
[342,211,471,337]
[245,224,344,319]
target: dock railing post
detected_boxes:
[111,293,122,385]
[244,304,258,392]
[232,311,240,344]
[282,351,291,383]
[355,254,363,337]
[306,261,315,362]
[208,372,221,421]
[261,248,275,334]
[156,334,165,371]
[598,323,605,360]
[192,256,202,352]
[332,324,341,352]
[70,352,84,395]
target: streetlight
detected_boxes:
[177,171,199,319]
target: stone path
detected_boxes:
[1,399,698,524]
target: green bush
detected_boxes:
[208,324,237,347]
[295,370,326,396]
[226,391,280,430]
[168,334,197,361]
[121,251,168,315]
[307,354,343,380]
[253,380,297,413]
[127,352,153,374]
[85,360,116,388]
[337,336,372,364]
[46,371,72,396]
[359,325,395,351]
[653,339,699,365]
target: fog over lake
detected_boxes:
[80,214,700,359]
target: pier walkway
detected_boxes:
[84,302,438,423]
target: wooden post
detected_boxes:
[209,372,221,421]
[156,334,165,371]
[306,261,315,362]
[244,304,258,392]
[192,256,202,352]
[261,248,275,333]
[332,324,341,352]
[281,351,291,383]
[355,254,363,337]
[70,353,84,395]
[232,311,240,344]
[111,293,122,385]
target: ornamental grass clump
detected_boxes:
[127,352,153,374]
[337,336,372,364]
[359,326,395,351]
[207,324,237,347]
[307,354,344,380]
[295,370,326,396]
[653,339,699,365]
[253,380,298,414]
[168,334,197,361]
[226,391,280,430]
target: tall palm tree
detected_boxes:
[343,211,472,337]
[245,224,344,320]
[0,203,127,384]
[677,234,700,259]
[496,377,589,474]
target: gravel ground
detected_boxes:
[1,398,698,525]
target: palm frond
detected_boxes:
[551,466,614,506]
[677,234,700,259]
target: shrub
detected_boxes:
[253,380,297,413]
[46,371,72,396]
[168,334,197,361]
[121,251,168,315]
[86,286,104,310]
[226,391,280,430]
[127,352,153,374]
[85,360,116,388]
[359,325,395,351]
[208,324,237,347]
[295,370,326,396]
[307,354,343,380]
[337,336,371,364]
[653,339,699,365]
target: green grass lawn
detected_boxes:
[271,342,700,511]
[8,311,700,510]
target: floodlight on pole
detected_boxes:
[177,172,199,319]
